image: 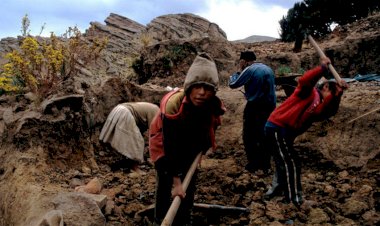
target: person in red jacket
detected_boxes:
[264,56,347,207]
[149,53,225,225]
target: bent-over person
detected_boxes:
[99,102,159,172]
[264,56,348,208]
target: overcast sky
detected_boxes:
[1,0,300,41]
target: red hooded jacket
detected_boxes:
[268,65,342,133]
[149,89,225,174]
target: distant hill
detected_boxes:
[233,35,277,43]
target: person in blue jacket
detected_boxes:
[229,51,276,173]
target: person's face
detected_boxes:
[239,59,247,71]
[320,83,332,99]
[189,84,215,107]
[239,59,251,71]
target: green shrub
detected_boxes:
[277,66,292,76]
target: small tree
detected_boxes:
[279,0,380,50]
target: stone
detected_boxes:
[341,198,369,216]
[308,208,330,224]
[75,177,102,194]
[37,210,64,226]
[52,192,106,226]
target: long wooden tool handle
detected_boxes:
[308,35,342,83]
[194,203,250,213]
[161,152,202,226]
[347,106,380,123]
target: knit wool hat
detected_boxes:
[184,52,219,93]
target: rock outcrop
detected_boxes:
[88,13,145,54]
[146,13,227,41]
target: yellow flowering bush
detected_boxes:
[0,24,107,98]
[0,74,19,93]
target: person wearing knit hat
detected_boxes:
[149,52,226,225]
[183,52,219,94]
[229,50,276,174]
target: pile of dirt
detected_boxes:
[0,11,379,226]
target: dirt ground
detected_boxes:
[1,12,380,226]
[0,67,379,226]
[97,81,380,225]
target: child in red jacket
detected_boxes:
[264,56,347,207]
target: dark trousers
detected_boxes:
[154,157,197,226]
[265,123,303,205]
[243,101,273,170]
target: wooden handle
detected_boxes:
[161,152,202,226]
[308,35,342,83]
[347,106,380,123]
[194,203,250,213]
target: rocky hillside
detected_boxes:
[0,12,379,226]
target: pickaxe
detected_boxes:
[308,35,343,85]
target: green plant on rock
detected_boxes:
[297,67,305,75]
[277,66,292,76]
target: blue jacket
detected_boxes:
[229,62,276,107]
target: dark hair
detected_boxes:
[317,81,342,119]
[240,51,256,61]
[318,81,337,95]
